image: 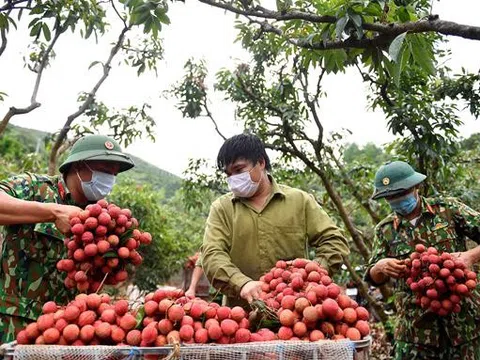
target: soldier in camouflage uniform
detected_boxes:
[365,161,480,360]
[0,135,134,344]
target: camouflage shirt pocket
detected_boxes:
[387,237,412,259]
[428,221,461,253]
[32,223,65,266]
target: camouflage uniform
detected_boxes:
[0,173,76,343]
[366,196,480,360]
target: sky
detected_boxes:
[0,0,479,176]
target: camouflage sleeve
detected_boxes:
[0,173,36,201]
[364,225,389,285]
[448,198,480,243]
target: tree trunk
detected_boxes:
[325,147,381,224]
[313,164,371,262]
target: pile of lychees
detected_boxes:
[19,258,372,347]
[16,293,140,345]
[404,244,478,315]
[17,290,253,346]
[258,259,370,341]
[140,289,252,345]
[56,199,152,293]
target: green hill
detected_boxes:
[2,124,182,199]
[117,154,181,199]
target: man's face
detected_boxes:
[75,161,120,182]
[225,158,265,182]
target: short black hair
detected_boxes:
[217,133,271,171]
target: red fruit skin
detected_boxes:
[465,279,477,290]
[415,244,426,253]
[456,284,469,295]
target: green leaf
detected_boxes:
[135,306,145,329]
[119,228,134,243]
[410,34,436,75]
[397,7,411,22]
[43,10,56,18]
[30,6,45,15]
[389,32,407,63]
[7,16,16,30]
[364,2,383,16]
[348,12,363,39]
[102,251,118,258]
[88,60,103,70]
[85,24,94,39]
[130,5,151,25]
[0,14,7,29]
[349,12,362,28]
[30,22,42,37]
[42,23,51,41]
[335,16,348,39]
[392,44,410,86]
[157,12,170,25]
[28,17,39,28]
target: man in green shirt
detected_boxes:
[366,161,480,360]
[0,135,134,343]
[201,134,349,306]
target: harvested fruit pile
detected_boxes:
[256,259,370,341]
[141,289,252,345]
[56,199,152,293]
[18,259,371,346]
[16,293,140,345]
[405,244,478,315]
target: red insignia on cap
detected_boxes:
[104,141,114,150]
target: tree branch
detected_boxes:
[202,99,227,140]
[354,62,395,107]
[0,0,30,12]
[48,25,131,175]
[110,0,127,29]
[297,65,324,151]
[248,16,395,51]
[0,18,63,135]
[198,0,480,45]
[324,146,381,224]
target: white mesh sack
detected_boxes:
[11,340,359,360]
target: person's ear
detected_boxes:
[258,158,266,170]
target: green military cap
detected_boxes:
[371,161,426,200]
[59,135,134,174]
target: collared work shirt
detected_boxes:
[0,173,76,321]
[366,196,480,347]
[201,177,349,305]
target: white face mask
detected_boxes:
[77,164,116,201]
[227,166,262,198]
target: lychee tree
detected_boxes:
[169,10,480,321]
[0,0,168,174]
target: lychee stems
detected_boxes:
[96,272,110,294]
